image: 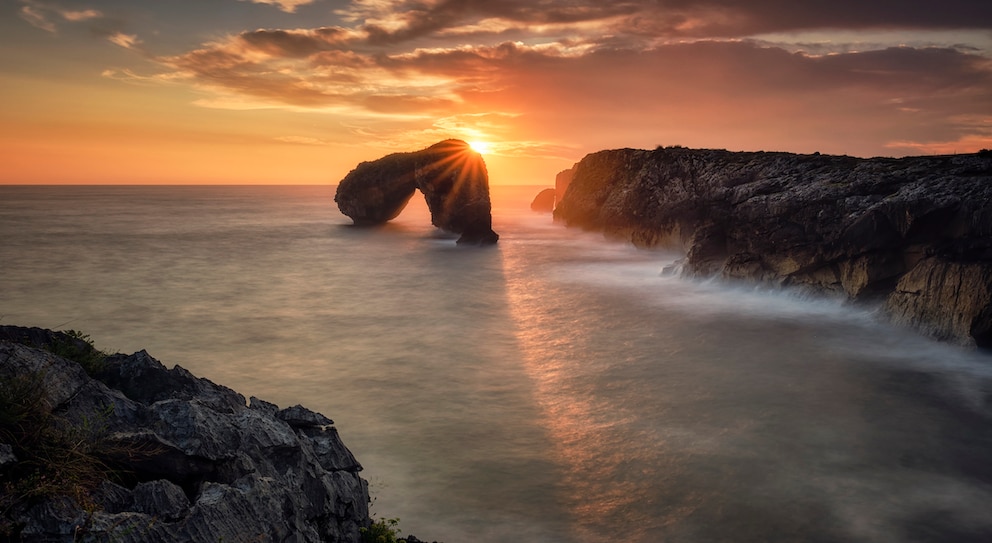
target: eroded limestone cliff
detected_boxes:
[553,147,992,347]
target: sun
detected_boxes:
[468,140,491,154]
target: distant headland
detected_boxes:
[550,147,992,348]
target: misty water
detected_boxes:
[2,185,992,542]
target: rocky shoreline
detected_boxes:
[552,147,992,348]
[0,326,370,542]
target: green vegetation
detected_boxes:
[0,330,141,538]
[48,329,108,376]
[0,372,118,536]
[361,517,406,543]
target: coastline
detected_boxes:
[552,147,992,349]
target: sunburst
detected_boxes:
[468,140,491,154]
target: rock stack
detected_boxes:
[335,139,499,244]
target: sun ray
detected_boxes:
[468,140,491,154]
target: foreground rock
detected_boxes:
[0,326,369,542]
[335,139,499,244]
[553,147,992,348]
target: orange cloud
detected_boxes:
[18,0,103,32]
[7,0,992,187]
[239,0,316,13]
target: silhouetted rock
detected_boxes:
[553,147,992,347]
[530,188,556,212]
[0,326,370,542]
[555,167,575,204]
[335,139,499,244]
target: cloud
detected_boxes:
[333,0,992,47]
[18,0,103,32]
[98,0,986,156]
[108,32,141,50]
[61,8,101,22]
[19,4,55,32]
[275,135,329,145]
[239,0,317,14]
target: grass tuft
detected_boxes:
[361,517,406,543]
[48,329,108,376]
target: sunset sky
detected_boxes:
[2,0,991,185]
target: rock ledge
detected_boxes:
[0,325,370,542]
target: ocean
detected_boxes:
[2,185,991,542]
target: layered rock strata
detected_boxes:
[553,147,992,347]
[335,139,499,244]
[0,326,369,542]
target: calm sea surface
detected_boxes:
[2,185,992,542]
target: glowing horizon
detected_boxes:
[1,1,990,185]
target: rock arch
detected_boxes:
[334,139,499,244]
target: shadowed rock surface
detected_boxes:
[0,326,369,542]
[555,167,575,204]
[553,147,992,347]
[530,188,556,212]
[335,139,499,244]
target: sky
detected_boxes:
[1,0,991,185]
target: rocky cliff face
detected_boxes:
[335,139,499,244]
[0,326,369,542]
[553,147,992,348]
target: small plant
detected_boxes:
[0,370,115,493]
[360,517,405,543]
[48,329,108,376]
[0,369,147,538]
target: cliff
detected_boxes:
[0,326,370,542]
[553,147,992,348]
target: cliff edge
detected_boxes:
[553,147,992,348]
[0,326,370,542]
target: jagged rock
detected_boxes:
[248,395,279,414]
[132,480,190,521]
[553,147,992,346]
[97,349,246,413]
[530,188,556,212]
[0,326,370,542]
[885,258,992,348]
[278,404,334,428]
[335,139,499,244]
[0,443,16,469]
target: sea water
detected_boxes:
[2,185,992,542]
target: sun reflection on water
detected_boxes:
[499,248,658,542]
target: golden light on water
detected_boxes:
[499,257,651,542]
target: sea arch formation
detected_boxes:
[334,139,499,244]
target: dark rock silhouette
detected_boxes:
[553,147,992,348]
[555,167,574,204]
[0,326,369,542]
[530,188,556,212]
[335,139,499,244]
